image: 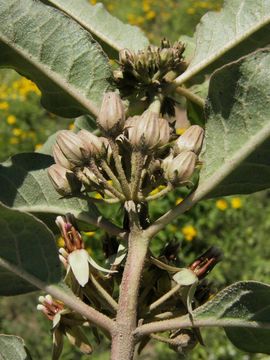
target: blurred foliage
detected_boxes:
[0,70,72,162]
[0,1,269,359]
[89,0,222,43]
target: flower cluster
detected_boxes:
[114,39,186,114]
[48,92,204,204]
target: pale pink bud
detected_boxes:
[48,164,81,196]
[163,151,197,184]
[77,130,108,158]
[174,125,204,155]
[127,111,170,151]
[98,92,125,136]
[56,130,85,166]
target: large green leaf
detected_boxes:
[44,0,149,57]
[194,281,270,354]
[0,335,32,359]
[0,203,61,295]
[0,0,113,118]
[175,0,270,85]
[198,48,270,198]
[0,153,100,226]
[0,153,122,235]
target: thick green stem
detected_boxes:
[111,228,149,360]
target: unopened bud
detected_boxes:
[127,111,170,152]
[48,164,81,196]
[52,143,73,170]
[97,92,125,136]
[77,130,108,159]
[119,48,135,64]
[163,151,197,184]
[56,130,85,166]
[174,125,204,155]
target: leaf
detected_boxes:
[68,249,89,287]
[0,0,113,118]
[175,0,270,85]
[0,153,100,228]
[194,281,270,354]
[74,115,98,133]
[44,0,149,57]
[0,203,61,295]
[198,48,270,198]
[0,335,32,360]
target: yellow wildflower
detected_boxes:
[0,101,9,110]
[146,10,156,20]
[57,236,65,248]
[231,197,242,209]
[182,225,197,241]
[9,137,19,145]
[187,7,196,15]
[7,115,16,125]
[35,143,43,150]
[12,128,23,137]
[215,199,228,211]
[143,2,150,12]
[175,197,184,205]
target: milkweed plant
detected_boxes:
[0,0,270,359]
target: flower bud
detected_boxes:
[77,130,107,159]
[97,92,125,136]
[119,48,135,65]
[56,130,85,167]
[174,125,204,155]
[127,111,170,152]
[163,151,197,184]
[52,143,73,170]
[48,164,81,196]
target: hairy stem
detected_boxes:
[89,273,118,313]
[0,258,114,334]
[134,316,270,338]
[108,139,132,199]
[89,160,125,200]
[100,159,123,192]
[131,151,145,200]
[176,86,205,108]
[148,284,181,313]
[111,225,149,360]
[145,183,173,201]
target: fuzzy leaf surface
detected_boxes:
[194,281,270,354]
[175,0,270,85]
[0,335,32,359]
[198,48,270,198]
[0,0,113,117]
[0,153,100,227]
[44,0,149,56]
[0,203,61,295]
